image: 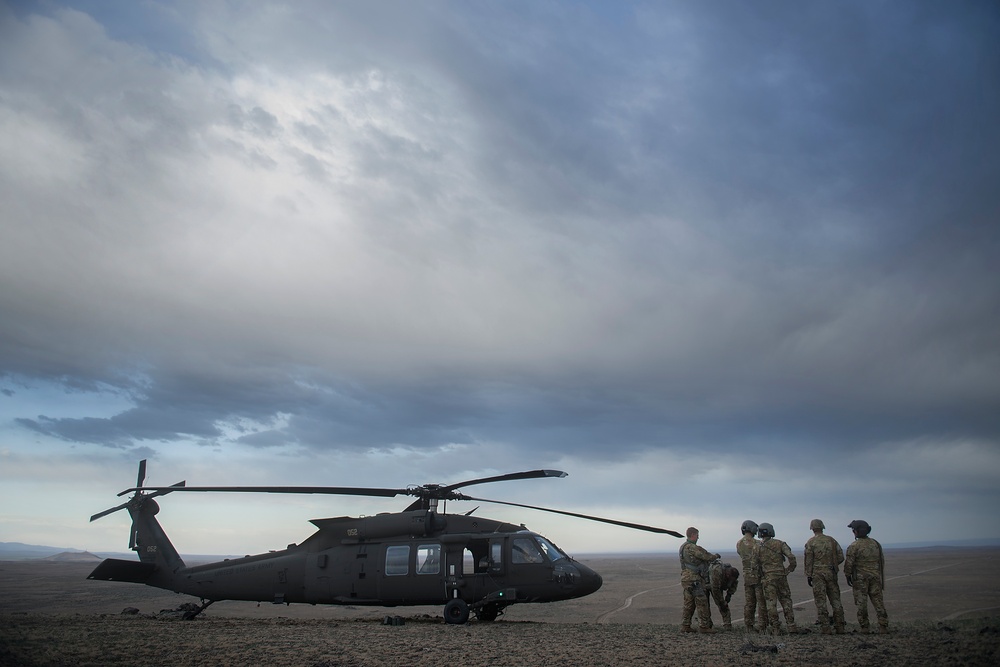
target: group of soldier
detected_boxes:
[678,519,888,635]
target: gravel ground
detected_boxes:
[2,612,999,667]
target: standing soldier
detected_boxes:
[679,526,719,633]
[736,520,768,632]
[705,561,740,630]
[804,519,846,634]
[757,522,798,634]
[845,519,888,634]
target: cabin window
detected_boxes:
[535,536,566,562]
[385,545,409,576]
[463,540,491,574]
[416,544,441,574]
[512,536,545,563]
[490,541,503,571]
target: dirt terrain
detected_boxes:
[1,548,999,666]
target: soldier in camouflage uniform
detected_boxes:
[845,519,888,634]
[736,520,768,632]
[705,561,740,630]
[679,526,720,633]
[757,523,798,634]
[804,519,846,634]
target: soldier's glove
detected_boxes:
[725,592,732,603]
[807,576,813,587]
[846,575,853,587]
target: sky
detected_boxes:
[1,0,999,558]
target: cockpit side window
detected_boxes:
[512,536,545,564]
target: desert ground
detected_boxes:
[1,547,999,666]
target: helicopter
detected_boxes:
[88,460,682,623]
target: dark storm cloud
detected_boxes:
[1,1,998,497]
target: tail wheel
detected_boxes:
[443,598,469,625]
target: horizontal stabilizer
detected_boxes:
[87,558,157,583]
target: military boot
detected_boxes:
[681,626,697,633]
[834,625,846,635]
[879,624,889,634]
[698,626,716,634]
[820,626,832,635]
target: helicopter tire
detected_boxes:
[443,598,470,625]
[476,603,500,622]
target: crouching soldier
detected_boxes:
[705,561,740,630]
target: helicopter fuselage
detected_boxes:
[89,507,603,620]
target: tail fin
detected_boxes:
[90,459,186,572]
[129,496,185,571]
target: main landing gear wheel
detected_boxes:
[443,598,470,624]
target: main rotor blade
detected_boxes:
[120,485,404,497]
[90,501,130,522]
[441,469,567,493]
[144,480,186,499]
[136,459,147,488]
[464,495,684,537]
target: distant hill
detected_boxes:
[0,542,129,561]
[0,542,239,563]
[0,542,79,560]
[43,551,102,562]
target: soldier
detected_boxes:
[757,522,798,634]
[845,519,889,634]
[736,520,767,632]
[804,519,846,634]
[679,526,719,633]
[705,560,740,630]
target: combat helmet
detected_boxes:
[741,520,759,536]
[809,519,825,531]
[848,519,871,537]
[757,522,775,539]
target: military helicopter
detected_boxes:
[89,460,681,623]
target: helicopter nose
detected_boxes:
[576,563,603,596]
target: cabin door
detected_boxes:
[377,542,447,604]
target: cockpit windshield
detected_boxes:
[534,535,566,562]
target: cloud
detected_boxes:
[0,1,998,552]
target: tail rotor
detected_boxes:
[89,460,186,547]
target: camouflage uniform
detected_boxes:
[705,562,740,629]
[679,540,718,631]
[759,537,797,633]
[736,532,767,631]
[845,536,888,633]
[804,532,846,633]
